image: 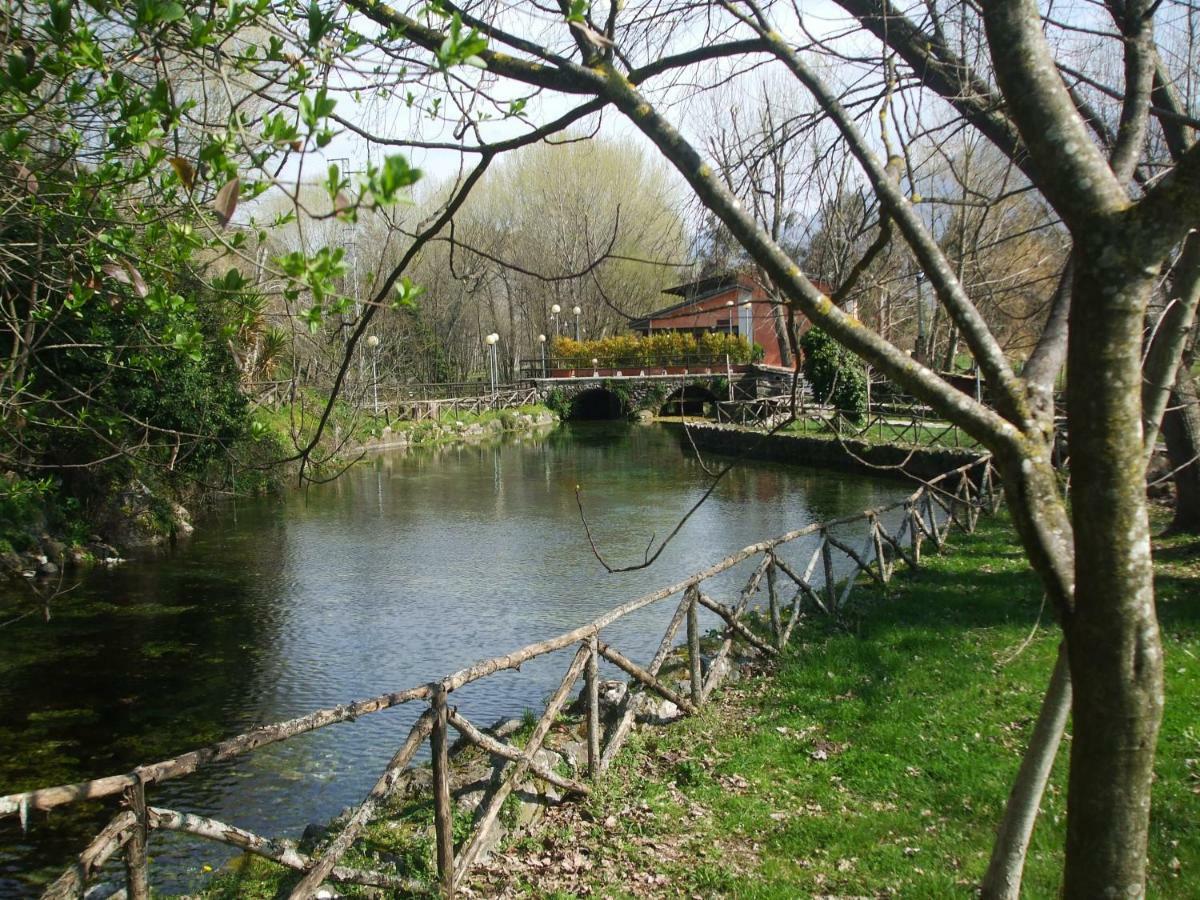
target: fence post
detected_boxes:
[766,555,782,648]
[123,776,150,900]
[686,586,703,706]
[431,689,455,898]
[871,517,890,583]
[909,503,922,566]
[586,635,600,779]
[821,531,836,612]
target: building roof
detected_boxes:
[628,273,754,329]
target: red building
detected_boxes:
[628,273,806,368]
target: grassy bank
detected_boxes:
[783,413,982,451]
[470,513,1198,898]
[256,394,556,467]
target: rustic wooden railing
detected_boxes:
[380,386,540,423]
[714,399,984,451]
[1,456,1000,899]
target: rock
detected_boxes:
[68,547,90,564]
[83,882,125,900]
[488,717,525,741]
[557,739,587,770]
[634,409,655,423]
[0,551,23,577]
[37,560,59,577]
[40,537,66,564]
[169,502,194,537]
[635,694,681,726]
[599,680,627,709]
[299,822,327,852]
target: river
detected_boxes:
[0,422,912,896]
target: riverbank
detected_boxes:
[463,513,1199,897]
[0,402,558,582]
[664,420,982,482]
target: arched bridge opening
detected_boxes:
[569,387,628,420]
[660,385,720,417]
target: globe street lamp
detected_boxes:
[538,333,547,378]
[572,305,581,341]
[365,334,381,414]
[485,332,500,401]
[550,303,561,338]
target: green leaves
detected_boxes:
[566,0,591,23]
[365,155,421,205]
[134,0,187,28]
[392,276,426,309]
[306,1,336,48]
[435,13,488,70]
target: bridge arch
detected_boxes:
[660,384,720,417]
[568,386,629,420]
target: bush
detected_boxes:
[800,327,868,419]
[550,331,755,366]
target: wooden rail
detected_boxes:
[383,386,540,423]
[714,398,984,450]
[3,457,1001,899]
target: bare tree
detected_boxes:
[335,1,1200,895]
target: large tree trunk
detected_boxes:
[1062,260,1164,898]
[1163,363,1200,532]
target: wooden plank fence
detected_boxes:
[1,456,1001,899]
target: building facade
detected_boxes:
[628,273,809,368]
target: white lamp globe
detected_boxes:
[365,335,380,349]
[538,334,546,342]
[551,304,561,314]
[485,333,499,346]
[572,306,581,316]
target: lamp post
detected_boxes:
[365,334,380,414]
[485,333,500,403]
[538,333,547,377]
[551,303,561,338]
[572,305,581,340]
[724,300,735,401]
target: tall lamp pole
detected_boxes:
[538,333,547,378]
[551,303,561,338]
[366,334,380,414]
[485,333,499,403]
[572,305,581,341]
[725,299,735,401]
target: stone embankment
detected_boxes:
[357,409,558,453]
[666,421,981,481]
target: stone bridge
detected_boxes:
[530,365,793,419]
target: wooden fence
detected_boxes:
[1,456,1001,899]
[714,399,984,451]
[382,386,540,424]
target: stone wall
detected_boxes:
[667,422,982,482]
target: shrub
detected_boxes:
[800,327,867,420]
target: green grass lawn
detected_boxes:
[473,512,1198,898]
[784,414,982,450]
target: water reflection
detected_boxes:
[0,423,911,895]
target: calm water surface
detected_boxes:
[0,423,911,895]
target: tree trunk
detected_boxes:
[1062,259,1164,899]
[1163,363,1200,532]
